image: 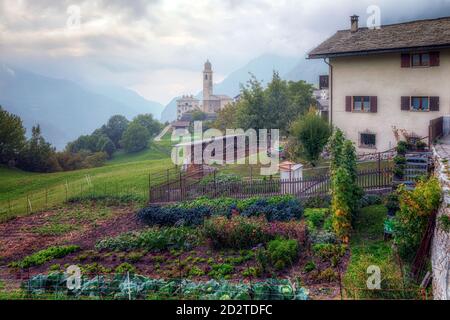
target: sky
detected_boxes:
[1,0,450,105]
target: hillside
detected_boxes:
[0,134,175,221]
[0,65,163,150]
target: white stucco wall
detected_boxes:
[330,50,450,152]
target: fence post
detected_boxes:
[214,170,217,196]
[167,169,170,202]
[179,172,183,201]
[148,173,151,202]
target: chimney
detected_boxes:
[351,15,359,32]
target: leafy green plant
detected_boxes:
[9,245,80,269]
[115,263,137,274]
[188,266,205,277]
[242,267,261,278]
[317,267,338,282]
[303,261,316,273]
[267,239,299,270]
[96,227,199,252]
[208,264,234,279]
[304,208,328,230]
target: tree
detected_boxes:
[103,115,129,148]
[0,106,26,165]
[133,114,163,137]
[287,80,315,122]
[213,103,238,131]
[18,125,60,172]
[290,108,331,166]
[95,135,116,158]
[342,140,363,215]
[120,122,150,153]
[236,74,266,131]
[265,72,289,133]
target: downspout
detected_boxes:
[323,58,333,126]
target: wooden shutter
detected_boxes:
[345,96,352,112]
[430,52,440,67]
[370,96,377,113]
[401,96,410,111]
[401,54,411,68]
[430,96,440,111]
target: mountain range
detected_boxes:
[0,54,327,150]
[160,54,327,122]
[0,65,164,150]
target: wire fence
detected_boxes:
[0,271,427,301]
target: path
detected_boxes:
[154,124,172,142]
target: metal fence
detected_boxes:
[149,167,393,204]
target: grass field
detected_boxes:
[0,134,176,221]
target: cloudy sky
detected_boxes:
[1,0,450,104]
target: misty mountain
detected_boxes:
[0,65,163,150]
[160,54,328,122]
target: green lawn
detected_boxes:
[0,135,175,221]
[343,205,420,299]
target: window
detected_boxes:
[360,133,376,148]
[353,96,371,112]
[412,53,430,67]
[411,97,429,111]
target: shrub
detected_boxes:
[304,208,328,230]
[241,197,303,222]
[384,193,399,216]
[312,243,346,266]
[188,266,205,277]
[265,221,307,245]
[317,268,338,282]
[303,195,331,209]
[396,141,408,155]
[137,205,210,226]
[203,216,270,249]
[267,239,299,270]
[96,227,199,252]
[394,177,442,260]
[176,197,236,217]
[9,245,80,269]
[359,194,382,207]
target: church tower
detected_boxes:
[203,60,213,103]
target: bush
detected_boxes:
[96,227,199,252]
[137,205,210,226]
[208,264,234,279]
[115,263,137,274]
[384,193,399,216]
[120,122,150,153]
[203,216,270,249]
[304,208,328,230]
[9,245,80,269]
[303,261,316,273]
[176,197,237,217]
[241,197,303,222]
[267,239,299,270]
[265,221,307,245]
[394,177,442,260]
[396,141,408,155]
[359,194,382,207]
[303,195,331,209]
[312,243,346,266]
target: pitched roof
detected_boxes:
[309,16,450,59]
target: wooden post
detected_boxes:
[148,173,151,203]
[167,169,170,202]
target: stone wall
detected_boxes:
[431,145,450,300]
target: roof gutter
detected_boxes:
[308,43,450,59]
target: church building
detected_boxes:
[176,60,233,120]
